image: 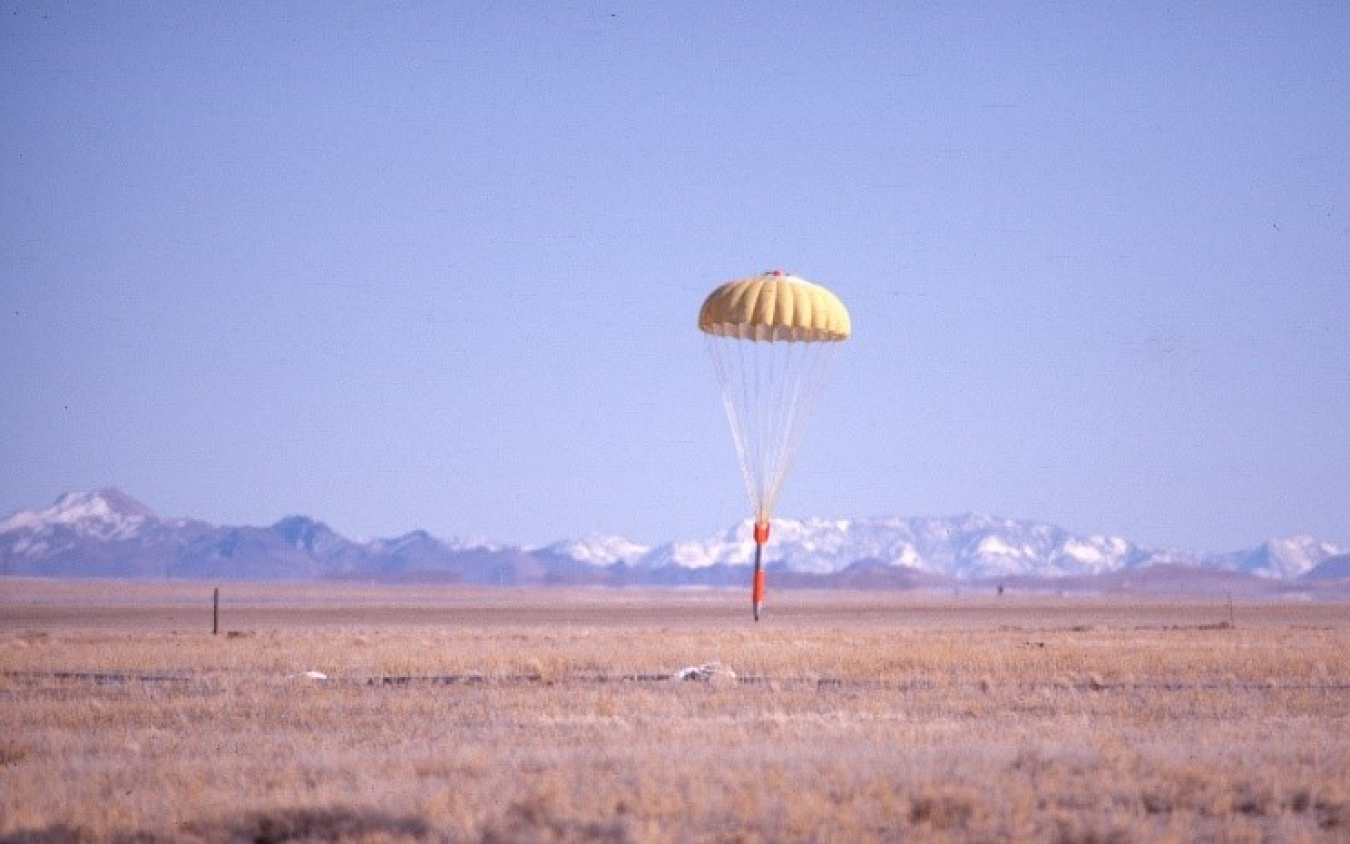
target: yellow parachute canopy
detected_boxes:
[698,270,851,342]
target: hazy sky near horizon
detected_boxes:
[3,2,1347,552]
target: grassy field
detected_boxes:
[2,580,1348,843]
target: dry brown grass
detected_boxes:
[1,580,1347,842]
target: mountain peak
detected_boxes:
[270,515,348,555]
[58,488,157,519]
[1238,535,1344,578]
[1,487,157,536]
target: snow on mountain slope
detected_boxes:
[0,489,157,545]
[1233,536,1344,579]
[540,533,649,566]
[632,515,1146,579]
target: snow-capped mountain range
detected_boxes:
[1,489,1346,591]
[552,516,1345,581]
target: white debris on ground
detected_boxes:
[302,670,329,680]
[672,661,736,685]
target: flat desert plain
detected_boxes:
[1,579,1347,843]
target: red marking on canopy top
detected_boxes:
[767,269,786,277]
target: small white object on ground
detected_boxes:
[303,670,328,680]
[672,661,736,685]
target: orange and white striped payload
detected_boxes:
[699,271,851,621]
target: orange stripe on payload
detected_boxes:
[753,566,765,605]
[754,521,770,545]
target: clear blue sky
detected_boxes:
[3,2,1347,552]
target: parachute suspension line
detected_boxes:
[752,338,779,520]
[705,334,843,526]
[771,338,839,518]
[741,334,761,515]
[733,335,758,513]
[767,339,806,517]
[707,335,758,521]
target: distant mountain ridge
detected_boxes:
[622,515,1344,581]
[1,489,1346,596]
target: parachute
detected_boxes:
[698,270,851,620]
